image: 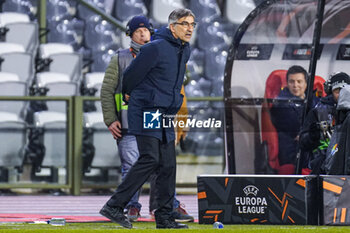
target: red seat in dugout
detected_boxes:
[261,69,326,175]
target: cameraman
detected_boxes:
[300,72,350,174]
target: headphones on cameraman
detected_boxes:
[324,72,350,95]
[324,78,332,95]
[125,21,154,37]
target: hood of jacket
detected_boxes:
[337,85,350,110]
[153,27,189,48]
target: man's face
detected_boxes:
[170,16,195,43]
[131,27,151,45]
[332,88,341,102]
[287,73,307,99]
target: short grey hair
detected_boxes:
[168,8,195,26]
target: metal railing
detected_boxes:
[0,96,75,192]
[0,96,225,195]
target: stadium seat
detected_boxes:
[202,48,226,96]
[90,48,117,72]
[26,70,77,125]
[0,71,27,181]
[261,69,326,174]
[44,79,78,97]
[150,0,184,24]
[32,111,67,173]
[38,43,83,83]
[0,42,25,53]
[225,0,256,24]
[0,12,30,26]
[47,0,75,22]
[186,48,205,82]
[47,18,85,50]
[84,17,120,52]
[114,0,147,21]
[36,72,71,87]
[35,72,78,113]
[189,0,221,22]
[0,72,27,95]
[2,0,38,20]
[77,0,106,21]
[83,72,104,96]
[76,45,93,68]
[83,112,120,173]
[81,72,104,112]
[0,55,29,121]
[186,60,201,82]
[0,72,27,118]
[204,50,227,80]
[0,111,27,181]
[26,94,71,183]
[0,71,20,82]
[3,22,39,55]
[185,79,206,98]
[210,76,224,97]
[196,21,229,51]
[39,43,73,57]
[197,77,212,96]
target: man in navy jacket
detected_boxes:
[99,8,195,229]
[270,65,318,172]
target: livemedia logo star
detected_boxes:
[143,109,162,129]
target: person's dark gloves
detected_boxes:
[309,122,320,141]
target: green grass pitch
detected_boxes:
[1,222,350,232]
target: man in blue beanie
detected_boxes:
[100,9,195,229]
[100,15,152,222]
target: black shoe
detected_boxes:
[99,204,132,229]
[156,219,188,229]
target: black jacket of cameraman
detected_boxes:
[299,95,337,173]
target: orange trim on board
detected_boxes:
[198,192,207,199]
[296,179,306,188]
[341,208,346,223]
[225,178,229,187]
[206,210,223,214]
[268,187,282,205]
[203,216,213,219]
[260,220,267,223]
[250,218,259,223]
[333,208,337,223]
[268,187,293,206]
[288,216,295,223]
[215,215,218,222]
[282,200,289,220]
[281,193,293,206]
[323,181,342,194]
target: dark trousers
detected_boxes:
[107,135,176,219]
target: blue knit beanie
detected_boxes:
[127,15,152,37]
